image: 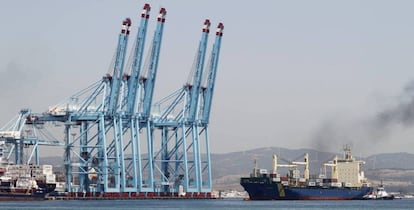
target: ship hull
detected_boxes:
[0,189,47,201]
[241,181,372,200]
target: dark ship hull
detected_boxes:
[241,177,372,200]
[0,188,48,201]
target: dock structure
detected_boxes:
[0,3,223,199]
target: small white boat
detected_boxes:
[363,184,394,200]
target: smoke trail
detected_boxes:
[374,80,414,129]
[0,59,46,124]
[309,80,414,154]
[0,61,43,99]
[309,116,364,153]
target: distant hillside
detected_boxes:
[39,147,414,193]
[365,169,414,193]
[364,153,414,170]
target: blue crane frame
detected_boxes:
[0,3,224,198]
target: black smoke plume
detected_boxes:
[310,80,414,154]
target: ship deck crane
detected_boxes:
[272,154,297,172]
[291,153,309,180]
[323,156,339,180]
[273,153,310,180]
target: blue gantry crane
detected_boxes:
[186,19,211,122]
[0,3,223,199]
[107,19,132,114]
[200,23,224,125]
[151,21,224,195]
[125,4,151,115]
[0,109,63,165]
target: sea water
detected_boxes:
[0,199,413,210]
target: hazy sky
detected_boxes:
[1,0,414,156]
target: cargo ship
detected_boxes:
[0,177,48,201]
[0,147,56,200]
[240,145,372,200]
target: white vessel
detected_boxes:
[363,182,394,200]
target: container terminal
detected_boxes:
[0,3,223,200]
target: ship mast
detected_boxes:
[343,144,353,161]
[291,153,309,180]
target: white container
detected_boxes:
[273,177,281,182]
[178,185,186,197]
[331,182,342,187]
[0,131,21,139]
[259,169,268,174]
[46,174,56,184]
[293,169,300,175]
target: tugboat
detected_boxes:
[363,182,395,200]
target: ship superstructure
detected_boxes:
[323,145,368,188]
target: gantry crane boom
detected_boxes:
[186,19,211,122]
[107,18,132,114]
[200,23,224,124]
[0,3,225,198]
[141,8,167,118]
[0,109,29,164]
[125,4,151,115]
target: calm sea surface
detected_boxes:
[0,198,413,210]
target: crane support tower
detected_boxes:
[0,3,224,199]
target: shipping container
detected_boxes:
[331,182,342,188]
[344,182,352,188]
[259,169,268,174]
[272,177,281,182]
